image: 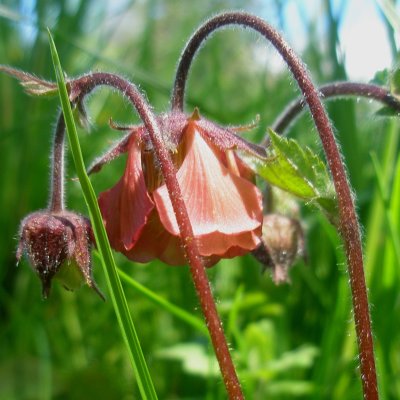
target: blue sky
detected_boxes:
[336,0,395,79]
[1,0,397,80]
[280,0,396,80]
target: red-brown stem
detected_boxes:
[172,12,378,400]
[0,68,66,212]
[49,113,66,212]
[270,81,400,136]
[68,72,243,399]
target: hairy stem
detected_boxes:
[270,81,400,136]
[172,12,378,400]
[68,72,243,399]
[48,113,65,212]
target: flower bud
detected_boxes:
[252,214,305,284]
[16,210,103,299]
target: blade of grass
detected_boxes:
[373,150,400,399]
[34,326,52,400]
[365,120,399,285]
[116,267,208,335]
[47,29,157,400]
[388,153,400,248]
[376,0,400,34]
[370,151,400,278]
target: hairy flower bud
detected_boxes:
[252,214,305,284]
[16,210,103,299]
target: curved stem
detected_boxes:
[68,72,243,399]
[271,81,400,136]
[172,12,378,400]
[48,113,65,212]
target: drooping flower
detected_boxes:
[92,110,266,266]
[17,210,103,299]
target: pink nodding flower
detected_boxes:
[92,111,266,266]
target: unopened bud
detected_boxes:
[16,210,104,299]
[252,214,305,284]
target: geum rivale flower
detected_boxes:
[89,110,266,266]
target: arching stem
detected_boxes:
[66,72,244,399]
[270,81,400,136]
[48,113,65,212]
[171,12,378,400]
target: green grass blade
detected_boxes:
[370,152,400,267]
[389,153,400,240]
[365,121,399,284]
[47,29,158,400]
[117,268,208,335]
[376,0,400,33]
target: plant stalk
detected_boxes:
[171,12,378,400]
[49,113,65,212]
[68,72,244,399]
[270,81,400,136]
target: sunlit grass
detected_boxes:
[0,1,399,399]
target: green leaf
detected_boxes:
[157,343,220,377]
[370,152,400,274]
[256,129,338,222]
[116,267,208,335]
[370,68,390,86]
[48,30,158,400]
[375,106,400,118]
[391,68,400,98]
[372,67,400,104]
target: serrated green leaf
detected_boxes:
[256,129,338,221]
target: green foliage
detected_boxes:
[116,266,207,335]
[390,68,400,98]
[375,106,400,117]
[0,1,399,399]
[373,68,400,117]
[376,0,400,34]
[256,129,338,222]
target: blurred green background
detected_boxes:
[1,0,399,399]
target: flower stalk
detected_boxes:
[172,12,378,400]
[49,114,66,212]
[271,81,400,136]
[65,72,244,399]
[13,104,104,299]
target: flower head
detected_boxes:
[17,210,103,299]
[93,111,265,267]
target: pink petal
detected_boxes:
[98,135,154,251]
[153,123,263,257]
[222,149,256,182]
[122,210,186,266]
[199,230,262,258]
